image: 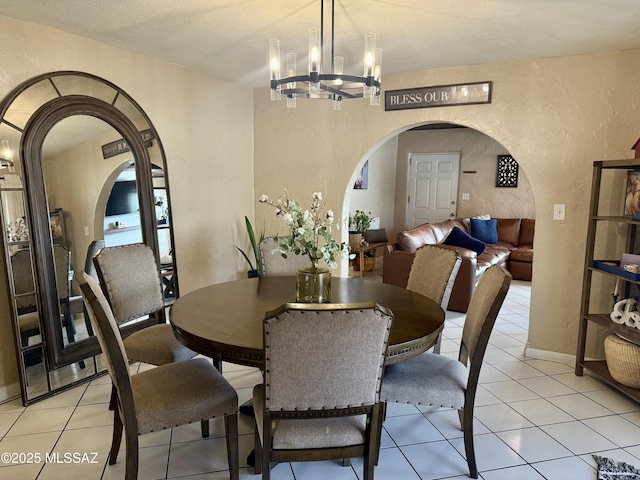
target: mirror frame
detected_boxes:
[0,71,179,404]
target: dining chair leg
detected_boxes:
[261,421,272,480]
[433,333,442,354]
[201,419,209,438]
[108,408,123,465]
[253,423,262,475]
[373,402,386,466]
[124,425,139,480]
[108,384,117,411]
[461,406,478,479]
[224,413,239,480]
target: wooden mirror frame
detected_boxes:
[0,71,178,404]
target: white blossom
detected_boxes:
[326,210,334,221]
[259,194,269,203]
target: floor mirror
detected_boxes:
[0,71,178,405]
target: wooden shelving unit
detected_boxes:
[576,158,640,403]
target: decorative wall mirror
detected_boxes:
[0,71,178,405]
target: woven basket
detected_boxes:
[353,256,376,272]
[604,334,640,389]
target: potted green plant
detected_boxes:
[349,210,372,247]
[235,216,264,277]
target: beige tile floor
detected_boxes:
[1,259,639,479]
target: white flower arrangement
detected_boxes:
[6,217,28,242]
[259,190,350,270]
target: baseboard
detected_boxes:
[0,382,21,404]
[523,346,576,366]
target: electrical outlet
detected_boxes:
[461,193,470,200]
[553,204,565,220]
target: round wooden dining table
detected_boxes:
[169,276,445,369]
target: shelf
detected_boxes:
[578,158,640,405]
[593,215,640,224]
[591,260,640,282]
[585,313,640,345]
[594,159,640,169]
[579,360,640,403]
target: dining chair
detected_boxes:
[92,243,207,435]
[80,276,239,480]
[406,244,462,353]
[381,265,511,478]
[253,302,394,480]
[258,237,310,276]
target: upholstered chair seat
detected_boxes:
[124,323,196,366]
[253,384,368,449]
[131,357,237,434]
[381,352,468,407]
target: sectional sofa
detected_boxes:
[382,217,534,312]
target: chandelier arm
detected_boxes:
[272,74,379,89]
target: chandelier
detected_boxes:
[269,0,382,110]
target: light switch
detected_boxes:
[553,204,565,220]
[84,226,89,235]
[461,193,470,200]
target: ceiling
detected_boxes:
[1,0,640,89]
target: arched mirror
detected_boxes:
[0,72,178,405]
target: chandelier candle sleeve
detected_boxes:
[364,33,376,77]
[269,38,281,101]
[308,27,320,76]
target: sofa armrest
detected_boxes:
[382,247,414,288]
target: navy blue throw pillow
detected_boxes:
[470,218,498,244]
[443,226,486,255]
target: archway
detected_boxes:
[342,121,536,296]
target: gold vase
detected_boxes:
[296,267,331,303]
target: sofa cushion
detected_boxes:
[470,218,498,244]
[510,246,533,263]
[496,218,521,247]
[444,227,486,255]
[518,218,535,246]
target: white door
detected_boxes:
[406,152,460,228]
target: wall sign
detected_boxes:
[385,81,491,111]
[102,129,154,159]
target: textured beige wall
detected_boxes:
[394,128,535,238]
[254,49,640,359]
[0,15,254,401]
[348,136,398,232]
